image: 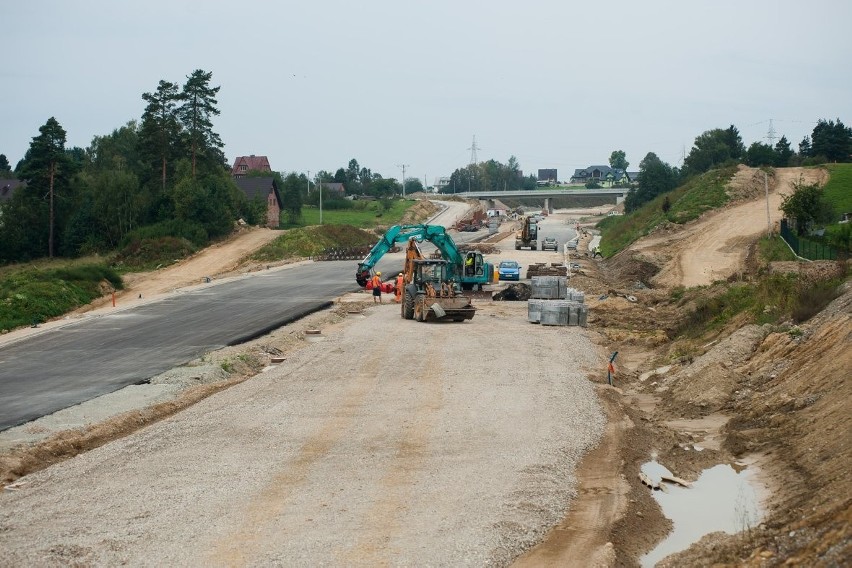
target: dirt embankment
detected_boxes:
[576,166,850,566]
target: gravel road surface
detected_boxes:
[0,299,604,567]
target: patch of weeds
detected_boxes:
[220,360,234,373]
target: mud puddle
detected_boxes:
[640,460,765,567]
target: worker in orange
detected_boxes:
[395,272,404,303]
[371,271,383,304]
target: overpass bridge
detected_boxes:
[457,188,629,212]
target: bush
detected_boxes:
[119,219,209,248]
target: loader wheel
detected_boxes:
[402,290,415,320]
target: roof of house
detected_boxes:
[572,166,630,179]
[321,182,345,193]
[0,179,24,201]
[232,155,272,172]
[234,176,282,208]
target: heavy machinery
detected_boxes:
[399,239,475,322]
[515,216,539,250]
[355,224,493,291]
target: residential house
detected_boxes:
[234,176,282,228]
[232,155,271,178]
[570,165,631,187]
[320,182,346,197]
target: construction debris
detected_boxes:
[527,263,568,278]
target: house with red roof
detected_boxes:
[232,155,271,178]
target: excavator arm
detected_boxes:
[355,224,465,287]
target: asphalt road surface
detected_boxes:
[0,258,400,431]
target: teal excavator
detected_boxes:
[355,224,494,291]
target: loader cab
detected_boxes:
[414,259,450,286]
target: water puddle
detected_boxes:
[640,460,764,567]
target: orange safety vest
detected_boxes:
[371,275,381,289]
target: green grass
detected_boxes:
[284,199,415,229]
[822,164,852,218]
[757,235,797,262]
[598,167,737,256]
[673,272,846,338]
[0,263,123,331]
[250,225,378,262]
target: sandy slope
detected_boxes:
[632,166,828,288]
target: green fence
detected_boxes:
[780,219,839,260]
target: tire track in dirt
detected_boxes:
[208,339,391,565]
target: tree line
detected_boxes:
[624,119,851,213]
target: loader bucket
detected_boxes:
[422,296,476,322]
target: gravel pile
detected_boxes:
[0,301,605,566]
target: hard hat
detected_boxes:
[398,273,403,276]
[376,272,381,276]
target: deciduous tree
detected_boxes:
[280,173,303,224]
[683,125,745,176]
[780,179,833,235]
[609,150,629,170]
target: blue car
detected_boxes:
[498,260,522,281]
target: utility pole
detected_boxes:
[765,171,771,236]
[397,163,409,197]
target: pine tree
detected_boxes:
[140,80,182,191]
[177,70,224,178]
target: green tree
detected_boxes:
[810,118,852,162]
[774,136,794,167]
[16,117,76,257]
[624,152,677,213]
[177,70,224,178]
[799,136,812,157]
[369,178,398,198]
[609,150,629,170]
[683,125,745,176]
[403,177,424,194]
[0,154,11,173]
[744,142,777,167]
[141,80,183,190]
[280,173,303,224]
[780,179,833,236]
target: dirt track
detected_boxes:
[634,166,828,288]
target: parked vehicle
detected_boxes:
[542,237,558,251]
[497,260,522,281]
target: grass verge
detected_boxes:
[0,264,124,331]
[250,225,378,262]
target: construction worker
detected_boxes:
[371,272,383,304]
[395,272,404,303]
[465,253,475,275]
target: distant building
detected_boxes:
[234,176,282,228]
[320,182,346,197]
[231,155,271,178]
[570,165,631,187]
[538,169,557,183]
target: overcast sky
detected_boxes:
[3,0,850,184]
